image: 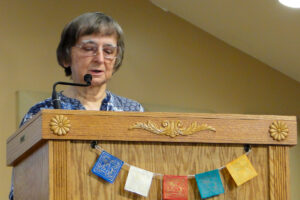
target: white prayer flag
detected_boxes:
[124,166,154,197]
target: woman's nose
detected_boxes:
[93,48,105,63]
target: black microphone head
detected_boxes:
[84,74,92,85]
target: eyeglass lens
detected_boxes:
[78,41,117,59]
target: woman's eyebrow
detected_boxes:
[80,39,116,47]
[81,39,97,44]
[103,43,117,47]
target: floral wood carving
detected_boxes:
[129,120,216,138]
[269,121,288,141]
[50,115,71,136]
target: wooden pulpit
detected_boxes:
[7,109,297,199]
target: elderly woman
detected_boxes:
[9,12,143,200]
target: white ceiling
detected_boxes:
[150,0,300,83]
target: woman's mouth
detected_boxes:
[90,69,104,75]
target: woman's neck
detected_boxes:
[62,84,107,110]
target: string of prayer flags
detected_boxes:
[195,169,225,199]
[124,166,154,197]
[226,154,258,186]
[163,175,188,200]
[91,151,124,183]
[92,145,258,198]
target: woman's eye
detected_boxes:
[103,49,113,55]
[103,47,116,55]
[82,45,97,51]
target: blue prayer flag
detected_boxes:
[195,169,224,199]
[92,151,124,183]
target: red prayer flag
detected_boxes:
[163,175,188,200]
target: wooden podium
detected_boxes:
[7,109,297,200]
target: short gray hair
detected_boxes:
[56,12,125,76]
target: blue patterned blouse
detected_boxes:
[20,90,144,126]
[9,90,143,200]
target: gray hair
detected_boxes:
[56,12,125,76]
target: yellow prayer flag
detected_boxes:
[226,154,257,186]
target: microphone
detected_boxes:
[83,74,92,85]
[52,74,92,109]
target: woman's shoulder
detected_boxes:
[20,97,53,127]
[107,91,144,112]
[19,92,86,127]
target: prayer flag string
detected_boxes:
[92,144,256,199]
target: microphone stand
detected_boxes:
[52,74,92,109]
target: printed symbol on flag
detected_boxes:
[91,151,124,183]
[226,154,258,186]
[124,166,154,197]
[195,169,224,199]
[163,175,188,200]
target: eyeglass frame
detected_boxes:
[74,40,118,61]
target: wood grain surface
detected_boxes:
[50,140,68,200]
[37,110,297,145]
[67,141,268,200]
[269,146,290,200]
[14,142,49,200]
[7,110,295,199]
[6,115,42,166]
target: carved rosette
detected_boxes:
[129,120,216,138]
[50,115,71,136]
[269,121,288,141]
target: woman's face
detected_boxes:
[67,33,118,87]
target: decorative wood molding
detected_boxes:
[269,121,288,141]
[7,109,297,167]
[129,120,216,138]
[50,115,71,136]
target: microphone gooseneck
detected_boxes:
[52,74,93,109]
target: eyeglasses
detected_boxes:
[75,41,118,62]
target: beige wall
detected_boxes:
[1,0,299,199]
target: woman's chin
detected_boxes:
[90,79,107,87]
